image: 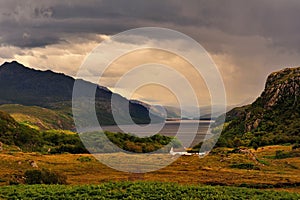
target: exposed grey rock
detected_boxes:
[29,160,38,168]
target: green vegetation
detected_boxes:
[0,182,299,200]
[0,112,86,153]
[0,111,43,152]
[0,104,74,130]
[76,156,92,162]
[81,131,182,153]
[264,149,300,159]
[230,163,259,170]
[0,110,180,154]
[214,104,300,148]
[40,130,87,154]
[256,158,270,166]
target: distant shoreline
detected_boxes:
[165,118,215,123]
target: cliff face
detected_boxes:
[215,67,300,147]
[262,67,300,109]
[243,67,300,133]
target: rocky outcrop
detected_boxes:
[29,160,38,168]
[262,67,300,109]
[236,67,299,133]
[215,67,300,147]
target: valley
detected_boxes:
[0,62,299,199]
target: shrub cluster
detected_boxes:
[230,163,259,170]
[82,131,182,153]
[24,169,67,185]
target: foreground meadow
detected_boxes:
[0,145,299,199]
[1,182,300,200]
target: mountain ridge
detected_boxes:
[0,61,161,126]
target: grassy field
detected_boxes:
[1,182,299,200]
[0,145,299,194]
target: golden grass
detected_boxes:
[0,145,299,193]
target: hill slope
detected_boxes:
[0,61,162,126]
[216,67,300,147]
[0,104,74,130]
[0,110,42,151]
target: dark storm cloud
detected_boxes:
[1,0,300,51]
[1,0,300,105]
[0,0,183,48]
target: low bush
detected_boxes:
[77,156,92,162]
[230,163,259,170]
[256,158,270,166]
[24,169,67,185]
[292,143,300,150]
[24,170,42,184]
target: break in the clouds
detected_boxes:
[1,0,300,106]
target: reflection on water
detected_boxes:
[102,120,212,147]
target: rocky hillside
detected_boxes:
[215,67,300,147]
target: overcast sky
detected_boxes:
[1,0,300,107]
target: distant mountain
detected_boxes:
[150,105,233,120]
[215,67,300,147]
[0,61,162,127]
[164,106,181,118]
